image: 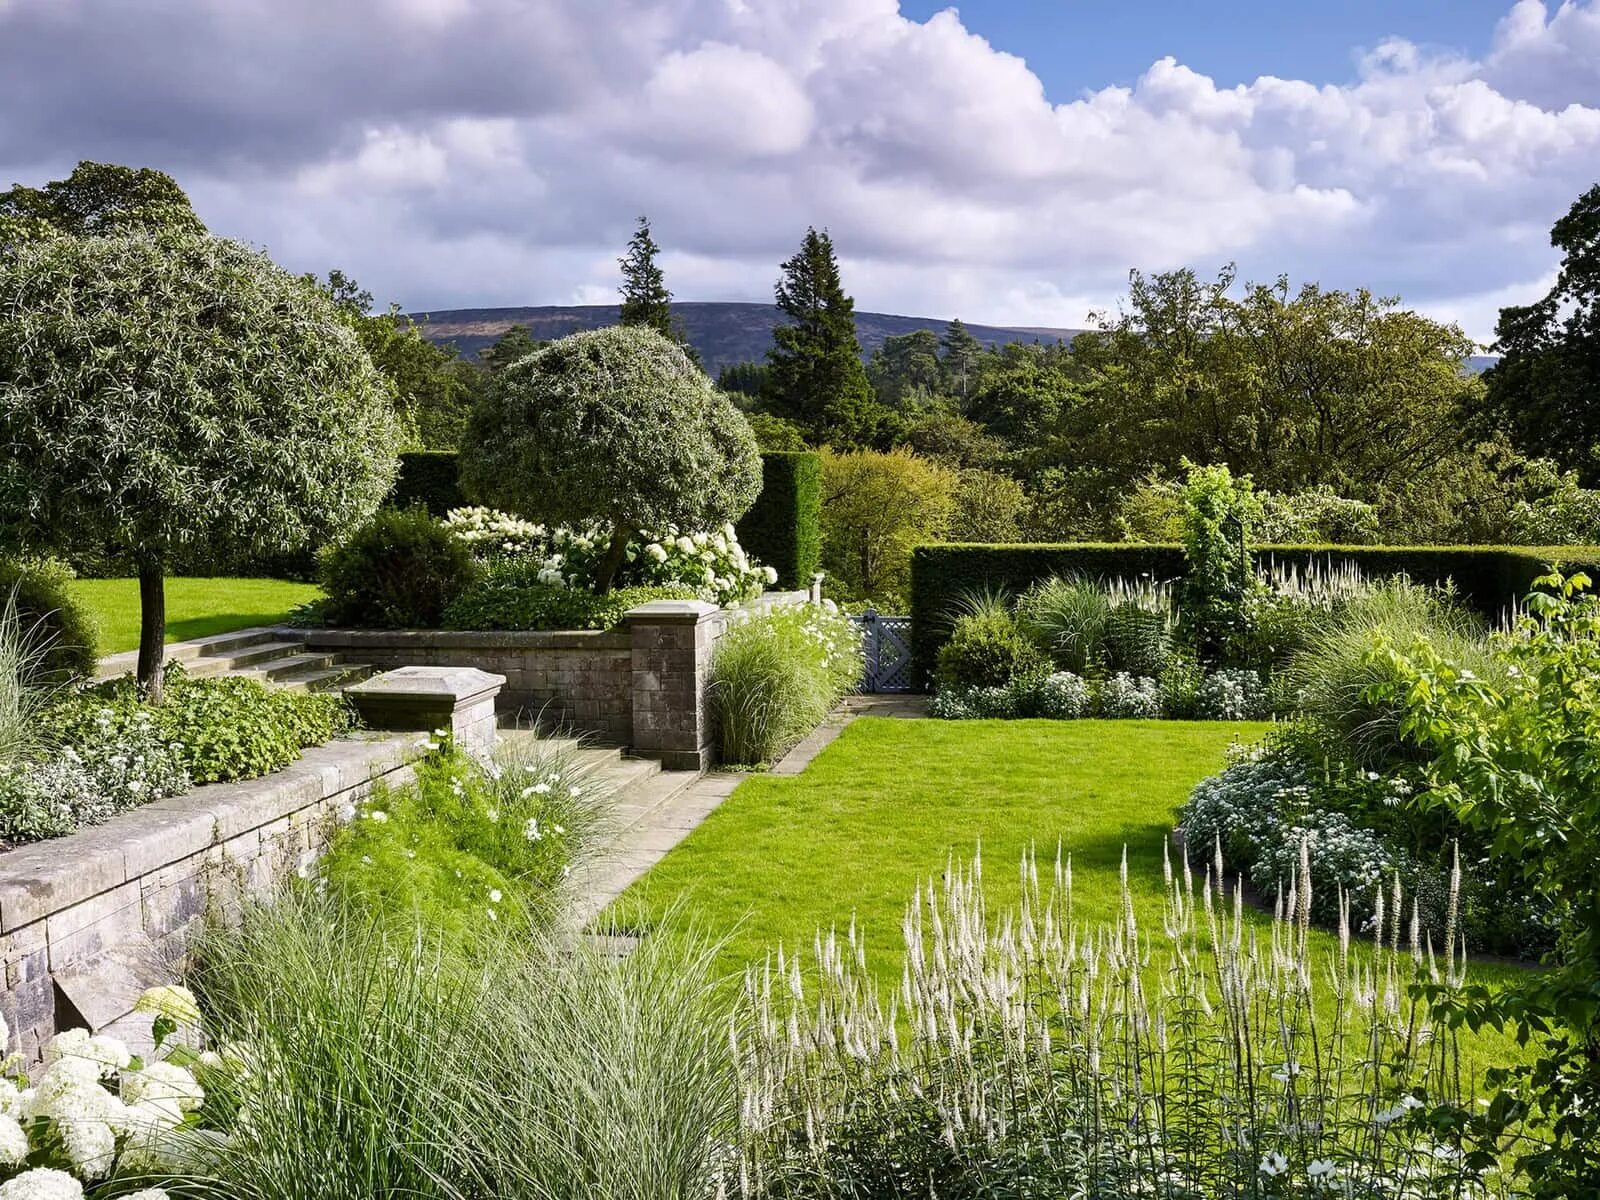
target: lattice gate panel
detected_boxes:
[853,610,915,693]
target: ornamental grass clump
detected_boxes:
[712,603,862,765]
[180,890,736,1200]
[731,843,1517,1199]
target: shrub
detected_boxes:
[1097,672,1160,718]
[1015,670,1092,719]
[1180,461,1262,660]
[0,558,98,681]
[735,452,821,590]
[46,661,349,789]
[389,449,464,515]
[443,576,699,632]
[321,738,605,935]
[710,603,861,765]
[1196,666,1270,720]
[935,609,1045,689]
[320,507,479,628]
[1158,654,1206,718]
[461,325,761,592]
[1014,576,1108,674]
[820,448,957,607]
[1102,596,1174,676]
[1281,578,1495,766]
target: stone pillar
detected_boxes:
[626,600,722,771]
[345,666,505,758]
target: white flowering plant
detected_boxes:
[0,987,217,1198]
[444,508,776,605]
[1096,672,1161,718]
[319,733,603,934]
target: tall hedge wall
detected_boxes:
[910,541,1600,688]
[390,450,466,516]
[736,451,821,589]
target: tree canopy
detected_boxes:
[766,228,884,448]
[0,160,204,246]
[1479,183,1600,481]
[460,325,762,591]
[0,231,400,695]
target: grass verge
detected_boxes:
[67,577,322,654]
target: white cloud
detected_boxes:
[3,0,1597,342]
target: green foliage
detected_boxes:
[389,450,466,516]
[1282,578,1495,768]
[0,557,97,681]
[322,741,603,934]
[320,507,479,629]
[734,452,821,590]
[766,227,886,448]
[710,603,862,765]
[948,468,1027,543]
[461,325,762,591]
[1103,596,1175,677]
[479,324,542,373]
[717,360,771,400]
[1180,462,1262,659]
[51,661,350,785]
[314,270,481,450]
[821,448,955,607]
[744,412,808,452]
[1478,183,1600,481]
[0,590,65,769]
[185,889,736,1200]
[0,229,401,689]
[1369,573,1600,1191]
[443,579,698,632]
[1015,577,1109,675]
[910,541,1600,689]
[935,608,1046,689]
[617,215,697,365]
[0,159,204,242]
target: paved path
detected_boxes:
[569,693,928,930]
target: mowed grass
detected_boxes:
[618,717,1271,975]
[615,717,1533,1059]
[68,577,323,655]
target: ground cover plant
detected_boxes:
[66,577,323,654]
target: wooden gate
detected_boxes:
[853,610,915,693]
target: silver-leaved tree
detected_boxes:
[0,230,401,699]
[460,325,761,592]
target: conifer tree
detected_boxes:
[766,227,881,447]
[939,318,985,404]
[618,215,699,365]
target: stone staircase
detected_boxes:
[95,627,373,693]
[500,730,703,822]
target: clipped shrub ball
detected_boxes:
[0,557,98,681]
[936,609,1047,690]
[461,325,761,592]
[320,508,479,629]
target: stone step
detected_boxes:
[607,766,703,828]
[94,627,286,680]
[225,650,343,683]
[257,661,375,694]
[195,639,313,672]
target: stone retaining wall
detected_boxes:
[0,735,422,1059]
[302,627,635,739]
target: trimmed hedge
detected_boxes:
[910,541,1600,688]
[390,450,465,516]
[736,451,821,590]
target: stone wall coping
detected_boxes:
[624,599,721,625]
[292,626,632,651]
[346,665,506,706]
[0,735,420,934]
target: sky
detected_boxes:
[1,1,1597,344]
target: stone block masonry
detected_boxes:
[0,735,425,1060]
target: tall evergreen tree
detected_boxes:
[618,215,672,336]
[766,227,881,447]
[617,215,699,365]
[939,318,985,404]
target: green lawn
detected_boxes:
[615,718,1532,1015]
[69,577,323,655]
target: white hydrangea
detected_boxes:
[121,1061,203,1112]
[0,1081,25,1122]
[0,1114,28,1165]
[57,1116,116,1178]
[43,1029,130,1077]
[134,984,202,1027]
[0,1168,84,1200]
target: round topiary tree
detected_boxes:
[0,231,402,699]
[461,325,762,591]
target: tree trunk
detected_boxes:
[592,527,633,595]
[137,558,166,703]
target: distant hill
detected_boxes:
[410,301,1083,377]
